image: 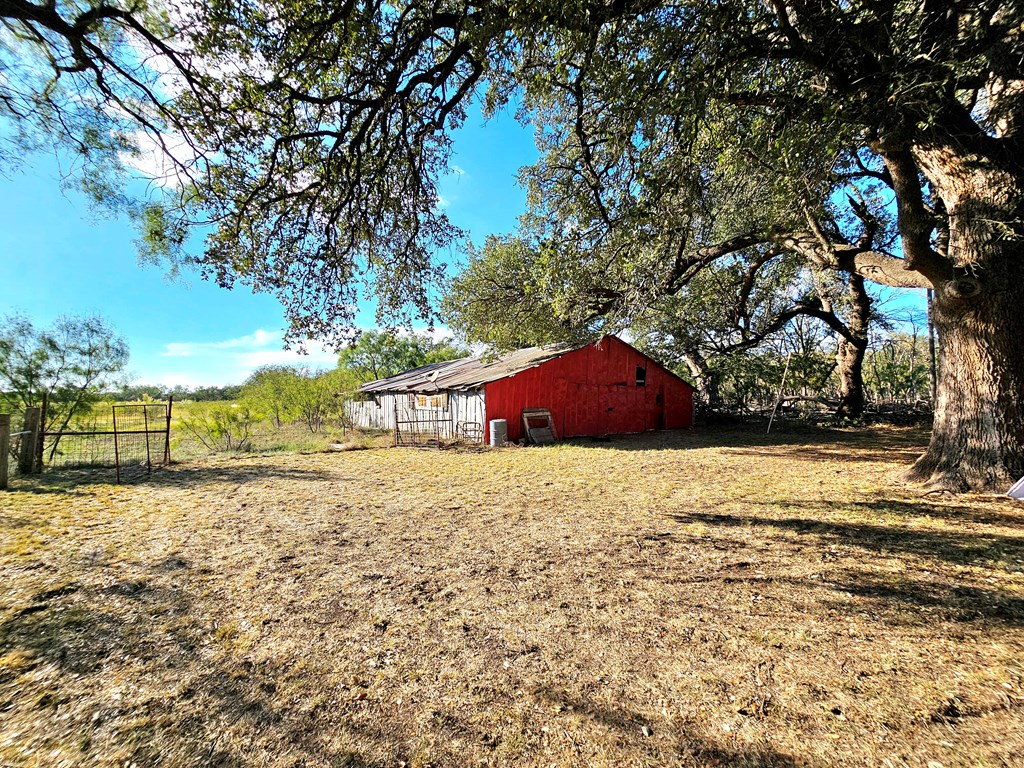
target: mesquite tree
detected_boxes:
[0,313,130,441]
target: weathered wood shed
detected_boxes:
[348,336,693,442]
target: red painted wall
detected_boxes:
[483,337,693,442]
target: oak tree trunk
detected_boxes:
[904,162,1024,491]
[681,351,722,414]
[907,262,1024,490]
[834,274,870,420]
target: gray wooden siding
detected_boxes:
[347,390,486,432]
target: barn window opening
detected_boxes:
[636,366,647,387]
[414,394,447,409]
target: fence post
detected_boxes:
[113,404,121,484]
[36,392,47,472]
[0,414,10,490]
[19,406,40,475]
[164,395,173,464]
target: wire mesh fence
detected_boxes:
[45,409,117,469]
[113,403,171,482]
[43,400,171,482]
[5,410,24,463]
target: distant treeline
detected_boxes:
[106,384,244,402]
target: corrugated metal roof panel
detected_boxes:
[358,341,585,393]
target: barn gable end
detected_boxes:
[483,337,693,442]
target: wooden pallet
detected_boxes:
[522,408,557,445]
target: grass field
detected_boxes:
[1,425,1022,767]
[42,400,372,466]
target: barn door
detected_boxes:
[571,382,602,437]
[647,384,665,431]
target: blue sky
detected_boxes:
[1,105,538,387]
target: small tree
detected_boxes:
[0,313,129,443]
[338,331,467,384]
[289,368,360,434]
[242,366,304,428]
[178,403,259,453]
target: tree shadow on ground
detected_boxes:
[562,424,928,457]
[757,569,1024,628]
[667,507,1024,570]
[665,508,1024,626]
[820,573,1024,626]
[8,463,333,493]
[721,442,924,465]
[153,463,333,488]
[534,687,803,767]
[800,497,1024,528]
[0,511,41,529]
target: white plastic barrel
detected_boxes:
[489,419,508,447]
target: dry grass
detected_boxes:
[1,424,1022,768]
[169,413,393,462]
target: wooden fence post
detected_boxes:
[19,406,40,475]
[0,414,10,490]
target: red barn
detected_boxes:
[352,336,694,442]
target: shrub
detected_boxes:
[177,402,260,453]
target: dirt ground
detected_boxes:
[1,425,1022,767]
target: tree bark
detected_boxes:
[680,351,722,414]
[907,265,1024,490]
[902,157,1024,491]
[834,274,870,420]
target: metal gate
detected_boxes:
[393,404,455,448]
[43,398,172,483]
[112,403,172,482]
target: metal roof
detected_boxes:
[358,341,585,393]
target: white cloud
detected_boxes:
[421,325,455,344]
[436,165,468,208]
[387,325,455,345]
[149,328,338,387]
[162,328,283,357]
[121,128,206,189]
[146,326,455,388]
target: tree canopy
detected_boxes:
[0,312,129,434]
[337,330,467,383]
[130,0,1018,330]
[7,0,1018,325]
